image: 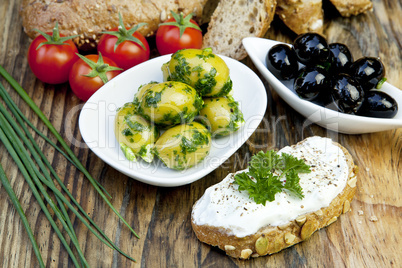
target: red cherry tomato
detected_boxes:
[98,29,150,70]
[27,25,79,84]
[97,15,150,71]
[156,12,202,55]
[69,54,122,101]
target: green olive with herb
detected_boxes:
[199,96,244,137]
[133,81,158,105]
[138,81,203,127]
[115,102,159,162]
[154,122,211,170]
[164,48,233,97]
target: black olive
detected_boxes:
[358,91,398,118]
[294,66,331,101]
[293,33,330,66]
[349,57,386,92]
[266,44,299,80]
[329,43,354,74]
[331,74,365,114]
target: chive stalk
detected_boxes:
[0,65,138,238]
[0,82,111,198]
[0,94,135,261]
[0,102,136,262]
[0,164,45,268]
[0,124,83,267]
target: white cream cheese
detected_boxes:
[192,136,349,237]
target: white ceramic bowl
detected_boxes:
[242,37,402,134]
[79,54,267,187]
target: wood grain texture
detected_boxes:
[0,0,401,267]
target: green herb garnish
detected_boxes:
[234,150,311,205]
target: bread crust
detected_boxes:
[202,0,277,60]
[19,0,208,50]
[276,0,324,35]
[328,0,373,17]
[191,141,357,259]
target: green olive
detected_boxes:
[115,102,159,162]
[161,62,170,82]
[199,97,244,137]
[138,81,203,127]
[133,81,158,105]
[165,48,233,97]
[154,122,211,170]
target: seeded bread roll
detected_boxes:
[191,137,357,259]
[276,0,324,35]
[20,0,208,50]
[328,0,373,17]
[202,0,277,60]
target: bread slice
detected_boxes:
[191,136,357,259]
[276,0,324,34]
[202,0,277,60]
[328,0,373,17]
[19,0,208,50]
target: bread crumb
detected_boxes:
[369,216,378,222]
[358,210,364,216]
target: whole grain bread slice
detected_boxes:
[20,0,208,50]
[191,140,357,259]
[202,0,277,60]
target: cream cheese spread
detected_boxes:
[192,136,349,237]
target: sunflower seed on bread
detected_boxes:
[191,136,357,259]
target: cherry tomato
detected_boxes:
[97,14,150,70]
[69,53,122,101]
[27,23,79,84]
[156,11,202,55]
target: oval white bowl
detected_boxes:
[78,54,267,187]
[242,37,402,134]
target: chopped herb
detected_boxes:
[138,145,147,157]
[182,85,193,94]
[234,150,310,205]
[122,128,133,136]
[214,77,233,97]
[180,130,210,155]
[194,67,217,95]
[119,143,137,162]
[196,48,215,60]
[192,65,204,73]
[144,91,162,108]
[169,52,192,84]
[124,117,146,132]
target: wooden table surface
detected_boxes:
[0,0,401,267]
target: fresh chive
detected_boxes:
[0,124,83,267]
[0,65,138,238]
[0,112,88,266]
[0,82,111,199]
[0,100,84,264]
[0,100,135,261]
[0,164,45,268]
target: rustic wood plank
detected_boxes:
[0,0,401,267]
